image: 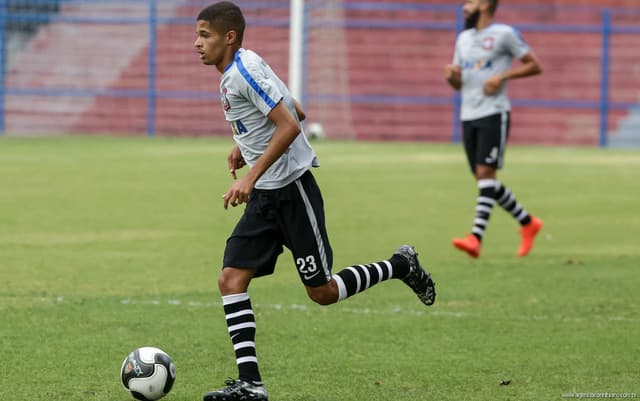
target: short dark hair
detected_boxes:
[486,0,499,15]
[197,1,245,44]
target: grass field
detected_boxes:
[1,135,639,401]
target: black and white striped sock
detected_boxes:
[471,179,498,241]
[332,256,409,301]
[222,293,262,385]
[495,182,531,226]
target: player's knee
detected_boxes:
[218,267,252,295]
[308,291,335,306]
[306,285,338,306]
[475,164,496,180]
[217,272,233,293]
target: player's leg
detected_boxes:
[471,111,503,223]
[489,112,543,256]
[284,171,435,306]
[204,192,282,401]
[470,163,499,243]
[452,119,487,258]
[216,269,263,389]
[468,113,507,250]
[305,247,435,306]
[495,181,543,256]
[491,110,527,224]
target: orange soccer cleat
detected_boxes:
[518,216,543,257]
[452,234,481,258]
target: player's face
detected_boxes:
[194,20,227,69]
[463,0,482,29]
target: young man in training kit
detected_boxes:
[194,2,436,400]
[445,0,543,258]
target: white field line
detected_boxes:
[109,298,639,324]
[0,229,192,246]
[30,296,638,323]
[320,151,640,167]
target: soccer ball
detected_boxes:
[121,347,176,401]
[305,122,326,140]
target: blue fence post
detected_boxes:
[0,0,7,134]
[452,6,464,143]
[599,8,611,147]
[147,0,157,137]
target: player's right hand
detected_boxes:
[222,175,253,209]
[444,64,461,80]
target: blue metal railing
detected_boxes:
[303,2,639,146]
[147,0,157,137]
[0,0,6,133]
[452,6,464,144]
[0,1,638,145]
[600,8,611,147]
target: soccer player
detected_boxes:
[445,0,543,258]
[194,2,436,400]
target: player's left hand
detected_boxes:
[222,176,253,209]
[483,74,505,96]
[227,145,246,180]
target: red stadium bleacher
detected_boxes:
[5,0,639,145]
[74,2,291,136]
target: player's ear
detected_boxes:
[226,30,237,45]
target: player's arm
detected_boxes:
[247,101,300,182]
[445,64,462,90]
[484,52,542,96]
[223,101,300,209]
[446,37,463,90]
[294,99,306,121]
[504,52,542,81]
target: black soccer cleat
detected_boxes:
[395,245,436,306]
[203,379,268,401]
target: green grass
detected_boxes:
[1,135,639,401]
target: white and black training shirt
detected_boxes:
[453,23,531,121]
[220,48,319,190]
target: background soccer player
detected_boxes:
[194,2,436,400]
[445,0,543,258]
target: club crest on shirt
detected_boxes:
[221,87,231,111]
[482,36,495,50]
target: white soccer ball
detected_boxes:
[121,347,176,401]
[305,122,326,140]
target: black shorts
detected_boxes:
[462,111,510,173]
[223,170,333,287]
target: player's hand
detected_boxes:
[444,64,461,81]
[483,74,505,96]
[222,176,253,209]
[227,145,246,180]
